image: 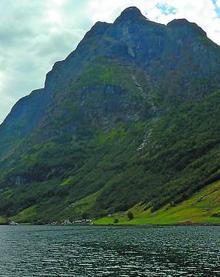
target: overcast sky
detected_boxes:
[0,0,220,123]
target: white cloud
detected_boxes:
[0,0,219,123]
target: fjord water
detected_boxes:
[0,225,219,276]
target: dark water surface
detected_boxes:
[0,225,220,276]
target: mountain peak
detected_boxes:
[167,19,207,36]
[114,7,147,23]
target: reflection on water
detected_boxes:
[0,225,219,276]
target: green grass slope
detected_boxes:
[94,180,220,225]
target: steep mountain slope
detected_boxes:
[0,7,220,224]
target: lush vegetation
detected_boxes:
[94,180,220,225]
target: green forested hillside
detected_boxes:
[95,180,220,225]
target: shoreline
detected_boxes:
[1,222,220,227]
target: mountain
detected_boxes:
[0,7,220,224]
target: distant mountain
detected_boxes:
[0,7,220,224]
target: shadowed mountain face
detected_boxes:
[0,7,220,223]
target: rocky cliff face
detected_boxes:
[0,7,220,223]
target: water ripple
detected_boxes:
[0,225,219,276]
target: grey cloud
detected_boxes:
[0,0,92,123]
